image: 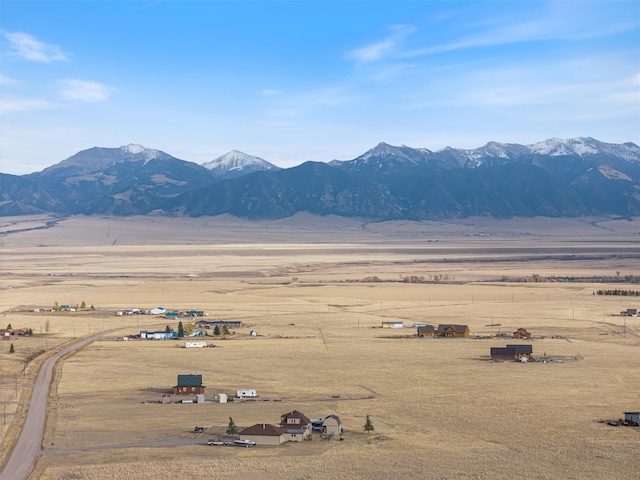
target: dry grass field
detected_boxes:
[1,214,639,479]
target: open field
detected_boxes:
[1,215,639,479]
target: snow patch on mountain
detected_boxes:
[121,144,165,163]
[123,144,145,155]
[201,150,279,176]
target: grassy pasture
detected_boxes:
[0,215,639,479]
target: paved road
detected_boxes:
[0,332,109,480]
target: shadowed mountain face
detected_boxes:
[2,138,639,219]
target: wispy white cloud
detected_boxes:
[403,5,640,58]
[0,97,57,114]
[349,24,416,62]
[58,79,115,102]
[265,85,352,121]
[2,31,69,62]
[0,74,17,86]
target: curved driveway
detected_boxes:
[0,332,108,480]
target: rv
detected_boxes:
[236,389,257,398]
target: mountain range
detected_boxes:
[2,137,639,220]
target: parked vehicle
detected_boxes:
[233,439,256,447]
[207,438,226,446]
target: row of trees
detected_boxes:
[596,289,640,296]
[166,322,232,338]
[52,301,95,310]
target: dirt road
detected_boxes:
[0,333,109,480]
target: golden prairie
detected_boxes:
[0,215,639,480]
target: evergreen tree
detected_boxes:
[9,343,15,354]
[28,328,33,336]
[363,415,374,433]
[80,301,86,309]
[226,416,238,436]
[6,323,12,330]
[177,321,185,338]
[223,325,230,336]
[165,325,171,333]
[213,325,221,336]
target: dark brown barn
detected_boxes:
[173,374,206,395]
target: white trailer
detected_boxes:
[185,341,207,348]
[236,389,257,398]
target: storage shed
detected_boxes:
[322,414,342,437]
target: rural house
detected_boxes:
[195,319,242,329]
[239,423,287,446]
[513,327,532,339]
[416,325,435,337]
[436,324,469,337]
[491,347,518,362]
[280,410,312,441]
[508,344,533,360]
[490,344,534,362]
[322,415,343,437]
[173,374,206,395]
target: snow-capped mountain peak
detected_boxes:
[201,150,279,178]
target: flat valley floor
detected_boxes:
[1,214,639,479]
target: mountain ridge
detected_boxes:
[2,137,639,220]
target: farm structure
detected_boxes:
[140,330,178,340]
[173,374,206,395]
[195,320,242,329]
[621,308,637,317]
[322,415,343,437]
[239,424,287,446]
[513,328,532,339]
[416,325,435,337]
[280,410,312,442]
[624,412,639,426]
[1,328,30,337]
[436,324,469,337]
[381,321,403,328]
[491,344,534,362]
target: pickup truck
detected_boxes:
[207,438,226,446]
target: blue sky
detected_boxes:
[1,0,639,175]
